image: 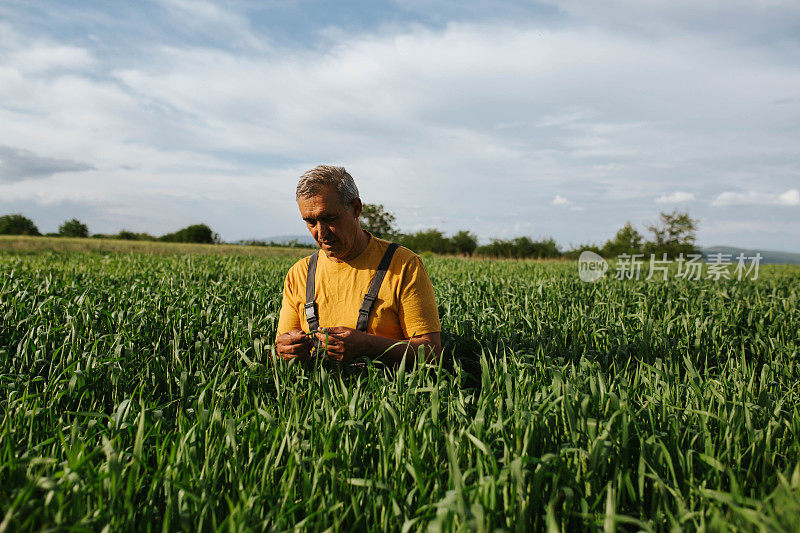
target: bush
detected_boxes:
[0,214,40,236]
[118,230,157,241]
[239,239,315,249]
[450,230,478,256]
[397,229,454,255]
[159,224,220,244]
[475,237,561,259]
[562,243,603,260]
[59,218,89,238]
[392,229,479,257]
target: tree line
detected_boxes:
[2,206,698,259]
[360,204,699,259]
[0,214,219,244]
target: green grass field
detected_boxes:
[1,245,799,531]
[0,235,310,257]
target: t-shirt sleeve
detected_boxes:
[397,255,441,338]
[277,266,302,335]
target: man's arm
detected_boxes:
[313,327,441,369]
[274,261,313,361]
[367,331,442,369]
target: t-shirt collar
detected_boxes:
[320,229,375,268]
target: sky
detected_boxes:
[1,0,799,251]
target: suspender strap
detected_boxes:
[304,250,320,333]
[304,242,399,338]
[356,242,400,332]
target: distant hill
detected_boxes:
[700,246,800,265]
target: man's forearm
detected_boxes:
[363,333,441,369]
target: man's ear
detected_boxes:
[351,198,363,219]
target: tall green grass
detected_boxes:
[1,251,798,530]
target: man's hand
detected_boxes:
[315,327,441,368]
[313,326,370,362]
[275,329,312,361]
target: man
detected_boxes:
[275,165,442,367]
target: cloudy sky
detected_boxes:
[1,0,799,251]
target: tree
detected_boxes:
[159,224,220,244]
[397,229,454,254]
[59,218,89,238]
[602,222,644,257]
[450,230,478,255]
[475,237,561,259]
[117,230,156,241]
[360,203,397,239]
[644,210,699,258]
[0,214,40,235]
[526,237,561,259]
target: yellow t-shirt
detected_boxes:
[277,234,441,339]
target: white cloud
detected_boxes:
[537,108,592,128]
[155,0,267,50]
[778,188,800,206]
[552,195,570,207]
[551,195,584,211]
[711,189,800,207]
[7,44,95,74]
[0,23,94,69]
[655,191,695,204]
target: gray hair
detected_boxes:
[296,165,360,207]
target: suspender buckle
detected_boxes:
[359,293,375,316]
[304,302,317,321]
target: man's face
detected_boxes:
[298,185,363,260]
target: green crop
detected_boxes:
[1,251,799,531]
